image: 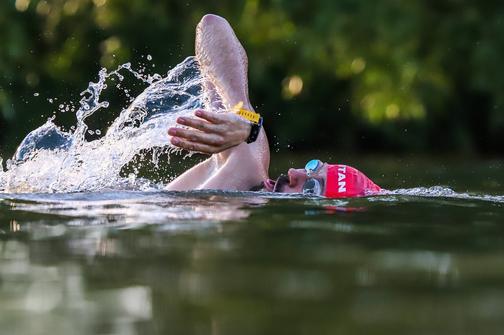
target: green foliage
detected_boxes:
[1,0,503,156]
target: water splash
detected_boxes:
[379,186,504,204]
[0,57,204,193]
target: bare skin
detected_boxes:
[271,163,329,193]
[165,15,382,197]
[165,14,270,191]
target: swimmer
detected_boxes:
[166,14,382,198]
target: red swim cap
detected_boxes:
[325,164,382,198]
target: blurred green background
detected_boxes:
[1,0,504,158]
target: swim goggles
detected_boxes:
[302,159,324,196]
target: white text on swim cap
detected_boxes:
[338,165,346,193]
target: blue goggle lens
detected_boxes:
[305,159,320,173]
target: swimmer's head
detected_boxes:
[263,160,382,198]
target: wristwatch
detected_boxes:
[246,116,263,143]
[233,101,263,144]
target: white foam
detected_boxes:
[0,57,206,193]
[380,186,504,204]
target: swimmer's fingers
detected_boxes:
[194,109,224,124]
[168,127,223,147]
[196,110,251,144]
[170,136,221,154]
[176,116,218,132]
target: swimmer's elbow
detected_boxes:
[198,14,230,31]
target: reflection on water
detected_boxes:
[3,192,261,225]
[0,241,152,334]
[1,186,504,334]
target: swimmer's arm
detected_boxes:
[200,146,267,190]
[165,14,269,191]
[164,158,215,191]
[198,124,270,190]
[168,14,254,155]
[165,127,269,191]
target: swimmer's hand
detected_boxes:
[168,109,251,154]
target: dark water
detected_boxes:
[1,157,503,335]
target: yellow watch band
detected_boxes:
[233,101,261,124]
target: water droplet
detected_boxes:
[128,173,137,184]
[147,54,152,61]
[2,56,204,192]
[33,93,39,97]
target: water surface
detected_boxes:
[1,157,503,335]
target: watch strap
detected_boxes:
[233,101,261,124]
[246,116,263,143]
[232,101,263,144]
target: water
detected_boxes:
[0,158,503,334]
[0,57,204,193]
[1,59,504,333]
